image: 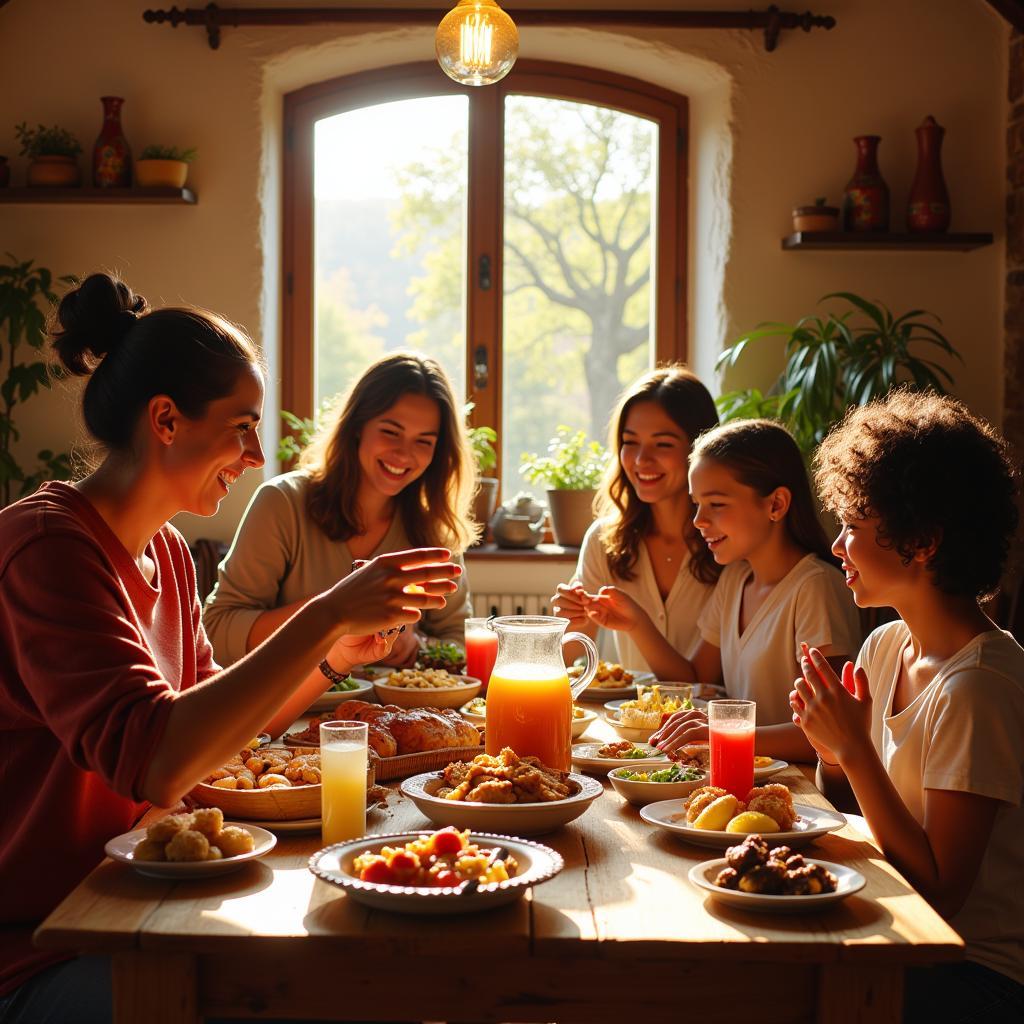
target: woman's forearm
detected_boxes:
[754,722,815,762]
[246,597,311,651]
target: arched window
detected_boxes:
[283,61,688,491]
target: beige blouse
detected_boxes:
[203,471,473,665]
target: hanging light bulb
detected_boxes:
[436,0,519,87]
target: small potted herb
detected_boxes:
[520,426,609,546]
[136,145,196,189]
[15,122,83,187]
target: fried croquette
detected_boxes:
[745,783,797,830]
[146,812,192,843]
[132,838,166,862]
[165,829,211,862]
[684,786,728,823]
[725,834,769,873]
[737,861,786,895]
[257,772,291,789]
[714,867,740,890]
[213,826,255,857]
[190,807,224,839]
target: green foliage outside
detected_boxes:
[139,145,197,162]
[0,256,74,506]
[15,123,81,158]
[716,292,962,454]
[520,426,610,491]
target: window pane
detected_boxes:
[313,96,469,409]
[501,96,657,500]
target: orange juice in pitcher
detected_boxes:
[484,616,597,772]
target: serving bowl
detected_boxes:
[607,765,709,806]
[309,831,563,914]
[306,677,375,714]
[373,674,481,710]
[400,771,602,835]
[459,699,597,739]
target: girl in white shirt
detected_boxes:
[552,365,721,672]
[595,419,860,762]
[793,391,1024,1020]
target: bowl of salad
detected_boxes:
[607,763,708,806]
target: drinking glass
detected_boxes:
[320,720,368,845]
[708,699,756,801]
[464,616,499,692]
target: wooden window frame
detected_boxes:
[282,60,688,480]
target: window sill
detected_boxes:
[465,543,579,563]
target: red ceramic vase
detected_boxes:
[842,135,889,232]
[907,115,950,233]
[92,96,131,187]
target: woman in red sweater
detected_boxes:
[0,273,459,1022]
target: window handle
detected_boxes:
[478,253,492,291]
[474,346,489,390]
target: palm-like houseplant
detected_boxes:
[716,292,963,453]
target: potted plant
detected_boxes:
[465,404,498,534]
[520,426,609,546]
[716,291,963,454]
[15,122,83,187]
[136,145,196,188]
[0,256,74,506]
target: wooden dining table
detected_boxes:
[35,717,961,1024]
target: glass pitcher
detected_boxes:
[484,615,598,772]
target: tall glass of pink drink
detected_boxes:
[465,617,499,693]
[708,699,755,800]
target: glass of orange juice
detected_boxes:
[485,615,597,771]
[320,720,368,845]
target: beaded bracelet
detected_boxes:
[318,658,350,685]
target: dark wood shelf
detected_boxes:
[0,186,196,205]
[782,231,993,251]
[465,542,579,563]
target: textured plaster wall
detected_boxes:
[0,0,1007,542]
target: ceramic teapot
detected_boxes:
[489,492,546,548]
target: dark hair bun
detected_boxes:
[51,272,149,375]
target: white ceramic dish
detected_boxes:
[688,857,865,913]
[570,741,670,774]
[309,831,563,914]
[373,674,481,710]
[607,765,709,806]
[400,771,603,836]
[305,677,376,714]
[246,816,322,835]
[639,800,846,850]
[576,669,655,703]
[105,822,276,879]
[459,699,597,739]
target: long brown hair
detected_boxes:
[692,418,833,563]
[595,364,721,584]
[300,352,478,551]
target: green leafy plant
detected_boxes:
[0,255,75,506]
[716,292,963,453]
[463,401,497,475]
[139,145,197,162]
[520,425,610,491]
[14,122,82,158]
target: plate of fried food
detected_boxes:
[571,739,670,774]
[572,661,653,701]
[400,748,603,836]
[459,696,597,739]
[105,809,276,879]
[688,833,864,912]
[640,783,846,850]
[669,743,788,780]
[309,827,563,915]
[373,668,482,710]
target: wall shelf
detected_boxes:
[0,186,196,204]
[782,231,993,252]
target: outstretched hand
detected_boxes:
[789,644,872,764]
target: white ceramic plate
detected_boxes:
[400,771,603,836]
[576,669,655,702]
[627,740,788,781]
[640,800,846,850]
[688,857,865,913]
[305,677,376,714]
[459,699,597,739]
[246,816,322,834]
[570,741,670,773]
[607,766,709,806]
[309,831,563,915]
[105,822,276,878]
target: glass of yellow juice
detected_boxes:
[320,720,368,845]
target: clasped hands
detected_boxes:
[551,581,647,633]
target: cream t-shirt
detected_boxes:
[697,554,861,724]
[572,518,715,673]
[861,620,1024,985]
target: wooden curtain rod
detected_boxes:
[142,4,836,53]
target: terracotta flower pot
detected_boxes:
[546,488,596,547]
[472,477,499,538]
[27,155,80,187]
[135,158,188,188]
